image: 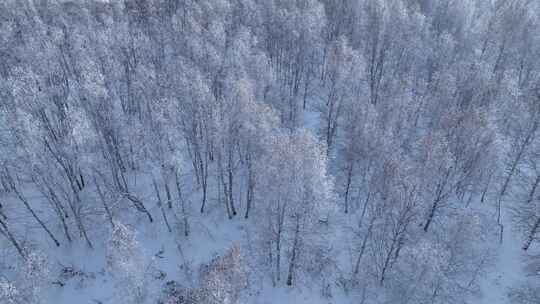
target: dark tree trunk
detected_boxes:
[153,178,172,233]
[94,174,115,229]
[175,170,189,237]
[286,215,301,286]
[0,217,26,259]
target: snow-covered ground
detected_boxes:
[0,109,518,304]
[478,207,525,304]
[31,203,523,304]
[37,204,351,304]
[0,161,528,304]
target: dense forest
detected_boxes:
[0,0,539,303]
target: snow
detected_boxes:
[0,164,531,304]
[478,206,525,304]
[0,110,523,304]
[35,204,350,304]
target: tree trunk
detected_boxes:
[358,192,371,229]
[480,171,492,203]
[218,153,232,219]
[286,215,301,286]
[380,239,396,286]
[174,171,189,237]
[94,174,115,229]
[199,152,208,214]
[523,216,540,251]
[344,162,354,214]
[0,217,26,259]
[12,186,60,247]
[125,194,154,223]
[244,156,254,219]
[153,178,172,233]
[45,185,73,242]
[354,216,374,275]
[31,172,73,243]
[423,199,438,232]
[276,202,286,283]
[225,141,237,217]
[525,174,540,205]
[228,163,236,217]
[70,191,94,249]
[164,181,173,209]
[424,169,451,233]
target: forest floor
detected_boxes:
[0,175,524,304]
[34,192,522,304]
[478,205,524,304]
[0,109,523,304]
